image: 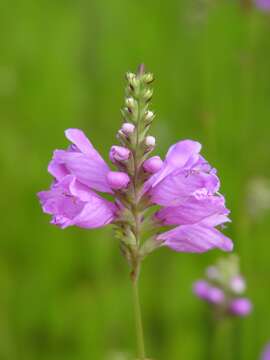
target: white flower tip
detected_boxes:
[145,135,156,147]
[121,123,135,135]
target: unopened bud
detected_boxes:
[126,97,136,109]
[207,287,225,304]
[142,73,154,84]
[145,110,154,121]
[230,276,246,294]
[145,136,156,148]
[143,156,163,174]
[110,146,130,163]
[126,72,136,82]
[107,171,130,190]
[229,298,252,317]
[121,123,135,135]
[206,266,220,280]
[193,280,210,300]
[143,89,153,102]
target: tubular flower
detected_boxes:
[143,140,232,253]
[38,65,234,360]
[38,65,233,255]
[192,255,252,318]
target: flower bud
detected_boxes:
[107,171,130,190]
[145,136,156,148]
[229,298,252,316]
[206,266,220,280]
[230,276,246,294]
[126,72,136,82]
[193,280,210,300]
[126,97,136,109]
[142,88,153,102]
[121,123,135,135]
[145,110,154,121]
[142,73,154,84]
[207,286,225,304]
[143,156,163,174]
[110,146,130,163]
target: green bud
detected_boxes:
[142,88,153,102]
[142,73,154,84]
[145,110,154,121]
[125,97,136,109]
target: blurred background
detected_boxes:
[1,0,270,359]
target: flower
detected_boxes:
[261,343,270,360]
[144,140,232,253]
[38,129,117,229]
[38,67,233,256]
[38,66,235,360]
[192,255,252,318]
[255,0,270,11]
[38,175,116,229]
[230,275,246,294]
[110,146,130,163]
[229,298,252,317]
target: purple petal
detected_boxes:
[149,169,219,206]
[38,175,116,229]
[51,149,111,193]
[157,224,233,253]
[255,0,270,11]
[261,343,270,360]
[65,128,101,157]
[48,129,112,193]
[144,140,202,192]
[156,195,229,226]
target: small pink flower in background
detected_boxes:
[255,0,270,11]
[261,343,270,360]
[193,255,252,317]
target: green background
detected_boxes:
[1,0,270,359]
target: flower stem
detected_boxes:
[131,263,146,360]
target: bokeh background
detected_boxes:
[1,0,270,359]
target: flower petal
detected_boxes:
[157,224,233,253]
[38,175,116,229]
[65,128,101,158]
[71,195,116,229]
[52,149,112,193]
[144,140,202,192]
[149,169,219,206]
[156,195,229,225]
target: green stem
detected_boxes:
[131,264,146,360]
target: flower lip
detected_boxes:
[38,175,116,229]
[107,171,130,190]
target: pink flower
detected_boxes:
[193,281,224,304]
[38,175,116,229]
[144,140,232,253]
[229,298,252,317]
[38,129,123,229]
[255,0,270,11]
[261,343,270,360]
